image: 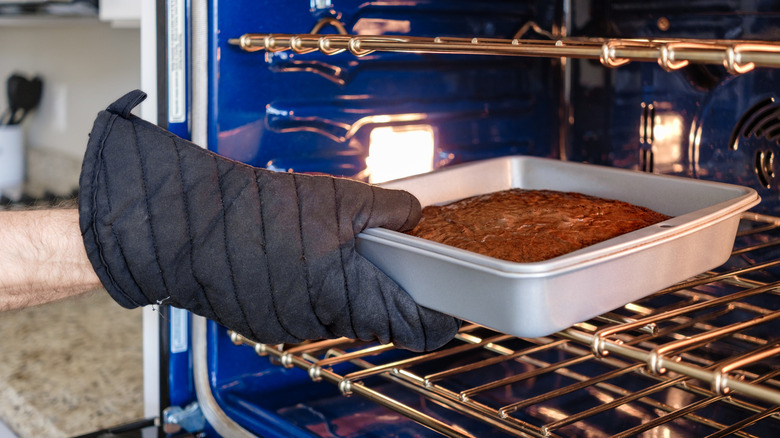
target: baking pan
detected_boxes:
[356,156,760,338]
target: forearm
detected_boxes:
[0,209,102,311]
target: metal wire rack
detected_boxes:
[229,212,780,437]
[228,32,780,74]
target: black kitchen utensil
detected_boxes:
[14,76,41,125]
[14,75,43,125]
[2,74,24,126]
[2,73,43,126]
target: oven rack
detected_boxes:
[229,212,780,437]
[228,32,780,74]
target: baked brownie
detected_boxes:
[405,189,670,262]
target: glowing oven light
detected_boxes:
[653,113,684,171]
[641,109,685,173]
[654,113,683,143]
[367,125,434,183]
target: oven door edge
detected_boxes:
[192,316,256,437]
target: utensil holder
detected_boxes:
[0,125,24,199]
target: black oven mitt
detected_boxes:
[78,90,459,352]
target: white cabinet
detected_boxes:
[99,0,141,28]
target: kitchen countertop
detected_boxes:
[0,288,144,437]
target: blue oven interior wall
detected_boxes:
[208,0,559,177]
[164,1,780,436]
[568,0,780,213]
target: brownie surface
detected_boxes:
[406,189,670,263]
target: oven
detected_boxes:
[148,1,780,436]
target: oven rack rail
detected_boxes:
[229,213,780,437]
[228,32,780,74]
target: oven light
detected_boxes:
[652,112,684,173]
[367,125,434,183]
[654,113,683,142]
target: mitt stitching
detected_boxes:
[173,138,218,320]
[88,113,145,307]
[215,159,263,341]
[332,178,358,339]
[256,172,302,342]
[293,174,335,338]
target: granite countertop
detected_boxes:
[0,246,144,438]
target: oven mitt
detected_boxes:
[78,90,460,352]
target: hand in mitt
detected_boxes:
[79,90,460,352]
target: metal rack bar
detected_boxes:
[562,326,780,406]
[705,405,780,438]
[612,395,728,438]
[237,334,477,438]
[544,341,775,437]
[428,332,771,436]
[459,352,593,400]
[497,362,645,416]
[541,374,689,434]
[589,281,780,355]
[423,339,569,385]
[340,333,514,383]
[228,33,780,73]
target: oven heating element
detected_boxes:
[227,213,780,437]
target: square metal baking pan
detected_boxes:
[356,156,760,338]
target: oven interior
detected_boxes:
[160,1,780,436]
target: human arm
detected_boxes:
[0,209,102,311]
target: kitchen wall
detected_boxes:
[0,18,140,197]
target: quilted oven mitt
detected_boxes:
[78,90,460,352]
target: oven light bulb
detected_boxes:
[367,125,434,183]
[652,112,684,172]
[654,113,683,142]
